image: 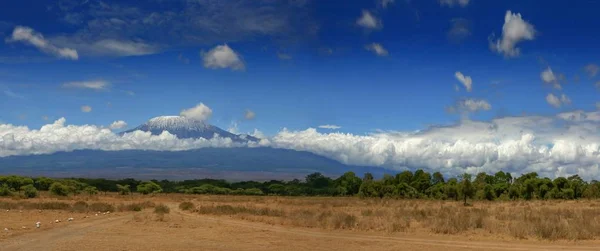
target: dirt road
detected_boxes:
[2,206,599,251]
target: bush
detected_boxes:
[179,201,195,211]
[0,184,14,197]
[49,182,70,196]
[137,181,162,195]
[154,204,170,214]
[21,184,38,198]
[84,186,98,195]
[116,184,130,195]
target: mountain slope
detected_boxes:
[0,148,385,180]
[120,116,258,142]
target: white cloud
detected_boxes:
[449,99,491,113]
[561,94,571,105]
[365,43,389,56]
[546,93,562,108]
[379,0,395,8]
[201,44,245,71]
[89,39,158,57]
[8,26,79,60]
[109,120,127,130]
[439,0,470,7]
[490,11,536,58]
[356,10,382,30]
[454,72,473,92]
[42,116,49,121]
[584,64,599,78]
[228,121,239,134]
[245,109,256,120]
[596,102,600,110]
[180,103,212,121]
[541,67,556,83]
[62,80,110,90]
[318,125,342,130]
[81,106,92,113]
[6,111,600,178]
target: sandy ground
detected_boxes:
[2,203,600,251]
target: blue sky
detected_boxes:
[1,0,599,136]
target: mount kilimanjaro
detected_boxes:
[120,116,259,142]
[0,116,384,180]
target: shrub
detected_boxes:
[116,184,130,195]
[38,202,71,210]
[0,184,14,197]
[49,182,70,196]
[21,184,38,198]
[137,181,162,195]
[84,186,98,195]
[179,201,195,211]
[154,204,170,214]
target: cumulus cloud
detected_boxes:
[439,0,470,7]
[454,72,473,92]
[244,109,256,120]
[80,105,92,113]
[318,125,342,130]
[540,67,562,89]
[356,10,382,30]
[585,64,599,78]
[7,26,78,60]
[449,99,491,113]
[490,11,536,58]
[365,43,389,56]
[5,111,600,178]
[546,93,564,108]
[62,80,110,90]
[180,103,212,121]
[109,121,127,130]
[201,44,245,70]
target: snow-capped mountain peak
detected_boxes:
[121,116,258,142]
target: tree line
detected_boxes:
[1,170,600,202]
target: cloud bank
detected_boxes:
[3,111,600,179]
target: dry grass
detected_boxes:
[3,194,600,241]
[189,196,600,240]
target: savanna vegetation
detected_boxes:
[1,170,599,202]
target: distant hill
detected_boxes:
[0,148,385,181]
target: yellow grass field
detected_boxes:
[2,194,600,250]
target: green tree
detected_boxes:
[0,183,14,197]
[459,173,475,205]
[35,177,54,190]
[84,186,99,195]
[116,184,131,195]
[334,172,362,196]
[49,182,70,196]
[21,184,38,198]
[431,172,445,185]
[137,181,163,195]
